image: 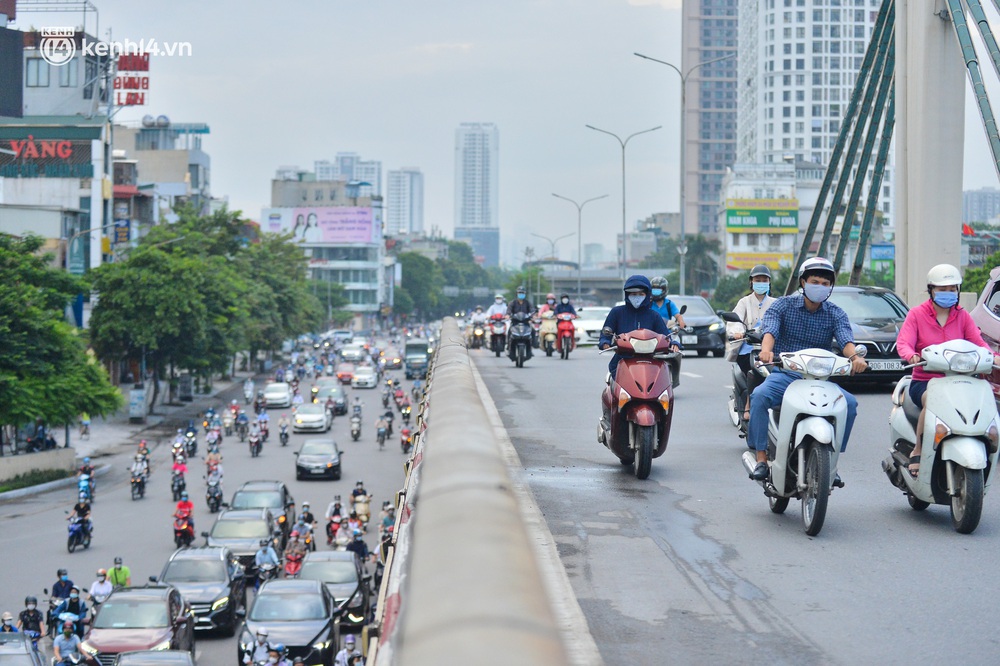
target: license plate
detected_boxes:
[310,468,326,474]
[867,360,903,371]
[682,335,698,345]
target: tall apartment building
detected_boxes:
[681,0,739,237]
[386,167,424,236]
[964,187,1000,224]
[453,122,499,266]
[314,152,382,198]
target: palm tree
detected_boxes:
[682,234,721,293]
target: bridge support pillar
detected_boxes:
[896,1,965,304]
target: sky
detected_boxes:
[11,0,1000,266]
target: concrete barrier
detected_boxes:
[0,447,76,483]
[369,319,571,666]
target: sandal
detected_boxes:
[907,455,920,477]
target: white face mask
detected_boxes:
[627,294,646,308]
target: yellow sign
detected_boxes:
[726,252,793,270]
[725,198,798,210]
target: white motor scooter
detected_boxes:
[741,346,863,536]
[881,339,999,534]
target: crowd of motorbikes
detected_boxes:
[475,311,578,368]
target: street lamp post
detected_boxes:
[585,124,662,279]
[530,232,575,301]
[635,51,736,296]
[552,193,608,302]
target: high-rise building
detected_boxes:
[454,122,499,266]
[964,187,1000,224]
[314,152,382,198]
[386,167,424,236]
[681,0,739,238]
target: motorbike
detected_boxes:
[206,478,223,513]
[173,510,194,547]
[237,420,249,442]
[183,430,198,457]
[260,423,270,443]
[243,383,254,405]
[721,314,767,437]
[284,552,304,578]
[67,516,91,553]
[400,428,413,454]
[253,396,265,415]
[222,413,234,436]
[350,415,362,441]
[333,529,351,550]
[471,323,486,349]
[249,433,262,458]
[598,330,679,480]
[171,470,186,501]
[279,424,289,447]
[507,312,534,368]
[353,495,371,525]
[401,404,412,425]
[540,312,558,356]
[882,340,1000,534]
[489,314,507,357]
[556,313,577,360]
[530,315,541,349]
[739,347,864,536]
[382,389,390,408]
[377,426,387,449]
[130,471,145,500]
[76,475,93,502]
[255,562,278,590]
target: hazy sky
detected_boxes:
[14,0,1000,265]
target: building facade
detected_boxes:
[964,187,1000,224]
[454,122,499,266]
[386,167,424,236]
[314,152,382,198]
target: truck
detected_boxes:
[404,339,432,380]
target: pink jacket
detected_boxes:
[897,300,990,382]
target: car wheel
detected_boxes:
[713,350,724,358]
[296,471,303,481]
[333,466,341,481]
[697,350,708,357]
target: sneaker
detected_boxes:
[832,473,844,488]
[751,461,768,480]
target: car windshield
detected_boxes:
[300,442,335,456]
[297,404,324,415]
[249,593,326,621]
[265,384,289,393]
[161,559,227,583]
[318,388,343,400]
[231,491,283,510]
[299,560,358,584]
[0,633,27,647]
[671,297,714,316]
[832,290,908,321]
[115,656,193,665]
[211,519,270,538]
[337,364,354,372]
[355,368,374,377]
[92,599,169,629]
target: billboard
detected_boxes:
[262,207,380,244]
[0,137,94,178]
[726,252,793,271]
[725,199,799,234]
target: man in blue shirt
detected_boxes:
[649,276,686,329]
[748,257,868,481]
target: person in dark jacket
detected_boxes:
[553,294,578,316]
[598,275,677,377]
[507,285,534,316]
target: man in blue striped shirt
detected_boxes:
[747,257,868,481]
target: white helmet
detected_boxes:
[927,263,962,287]
[799,256,836,281]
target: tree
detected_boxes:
[398,252,443,318]
[0,234,121,430]
[393,287,414,319]
[963,253,1000,295]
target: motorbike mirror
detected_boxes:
[720,311,741,323]
[678,304,687,314]
[854,344,868,359]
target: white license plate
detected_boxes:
[867,360,903,371]
[310,468,326,474]
[682,335,698,345]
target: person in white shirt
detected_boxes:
[485,294,507,318]
[88,569,113,606]
[729,264,777,421]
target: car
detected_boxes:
[351,365,378,389]
[0,631,44,665]
[404,339,432,379]
[971,266,1000,409]
[237,579,340,666]
[298,550,372,629]
[202,509,283,573]
[263,382,293,408]
[340,344,366,363]
[155,546,247,635]
[381,348,403,370]
[330,329,353,344]
[294,438,342,481]
[293,403,332,433]
[829,285,910,384]
[229,480,297,542]
[335,363,356,384]
[667,295,726,357]
[79,585,195,665]
[316,384,348,415]
[113,650,195,665]
[572,306,612,346]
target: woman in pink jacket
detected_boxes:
[897,264,999,476]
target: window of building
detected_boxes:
[747,234,760,247]
[795,106,804,117]
[25,58,50,87]
[795,121,805,132]
[59,61,78,87]
[795,90,805,101]
[314,189,323,201]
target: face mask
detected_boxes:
[99,576,106,582]
[26,605,35,611]
[517,293,525,300]
[752,282,770,295]
[257,635,267,644]
[547,299,555,305]
[802,283,833,303]
[561,297,569,304]
[70,593,79,599]
[495,299,501,304]
[61,576,68,581]
[933,291,958,308]
[63,630,72,637]
[3,620,11,626]
[651,288,664,298]
[627,294,646,308]
[269,658,278,664]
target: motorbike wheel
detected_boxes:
[727,395,741,428]
[239,431,246,442]
[67,535,77,554]
[516,345,525,368]
[131,484,140,501]
[83,534,91,549]
[801,440,832,536]
[769,495,790,514]
[907,494,930,511]
[950,465,984,534]
[634,425,655,480]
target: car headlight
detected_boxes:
[347,611,365,623]
[150,640,172,651]
[80,642,98,655]
[211,596,229,611]
[313,641,330,651]
[296,418,303,424]
[709,322,723,332]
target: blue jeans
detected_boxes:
[748,370,858,453]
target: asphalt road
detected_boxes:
[0,372,412,665]
[474,346,1000,665]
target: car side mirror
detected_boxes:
[221,502,230,508]
[235,608,246,618]
[148,576,157,583]
[293,452,298,456]
[200,531,209,538]
[855,344,868,358]
[175,615,189,624]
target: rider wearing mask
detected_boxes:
[554,294,578,316]
[0,612,17,633]
[53,586,88,637]
[335,635,358,666]
[88,569,112,606]
[18,596,44,636]
[244,627,271,665]
[52,569,74,600]
[598,275,675,378]
[648,276,686,329]
[538,292,557,316]
[70,493,92,537]
[485,294,508,318]
[130,454,149,481]
[346,530,370,562]
[108,557,131,588]
[53,621,87,664]
[896,264,998,477]
[749,257,867,481]
[254,538,280,570]
[507,286,534,316]
[729,265,777,421]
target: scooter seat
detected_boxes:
[902,391,922,429]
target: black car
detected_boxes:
[298,550,372,628]
[228,480,297,543]
[669,295,726,357]
[829,285,910,384]
[295,438,343,481]
[202,508,283,574]
[113,651,195,665]
[0,631,44,666]
[237,579,340,666]
[156,547,247,635]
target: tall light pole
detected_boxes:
[635,51,736,295]
[552,193,608,302]
[586,124,662,279]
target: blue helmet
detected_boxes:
[83,457,91,464]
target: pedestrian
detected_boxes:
[107,556,131,587]
[334,635,357,666]
[79,413,90,439]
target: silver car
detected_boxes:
[293,403,332,433]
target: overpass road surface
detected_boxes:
[474,347,1000,665]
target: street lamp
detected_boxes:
[586,124,662,279]
[552,193,608,302]
[530,231,575,302]
[635,51,736,295]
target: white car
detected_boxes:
[293,403,332,433]
[351,366,378,389]
[341,345,367,362]
[263,382,293,408]
[573,307,612,346]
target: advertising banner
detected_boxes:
[725,199,799,234]
[0,137,94,178]
[726,252,793,270]
[113,219,130,246]
[262,207,380,244]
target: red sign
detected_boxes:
[114,53,150,107]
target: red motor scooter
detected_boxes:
[173,509,195,547]
[598,329,678,480]
[556,313,577,360]
[284,551,304,578]
[489,314,507,358]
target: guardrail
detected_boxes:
[366,318,571,665]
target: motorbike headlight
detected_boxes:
[617,387,631,410]
[80,641,98,655]
[150,639,172,651]
[803,355,836,377]
[313,640,330,651]
[211,596,229,611]
[944,349,979,373]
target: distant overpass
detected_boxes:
[537,267,677,306]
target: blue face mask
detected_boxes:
[516,293,525,300]
[651,289,664,298]
[752,282,770,295]
[802,283,833,303]
[933,291,958,308]
[61,576,68,581]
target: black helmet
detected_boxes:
[516,285,525,292]
[24,596,37,606]
[57,568,68,577]
[749,264,771,279]
[259,539,270,547]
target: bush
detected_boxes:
[0,468,75,493]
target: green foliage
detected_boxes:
[0,234,122,427]
[641,235,721,293]
[963,253,1000,296]
[398,252,444,318]
[393,287,414,318]
[0,468,74,492]
[506,267,550,303]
